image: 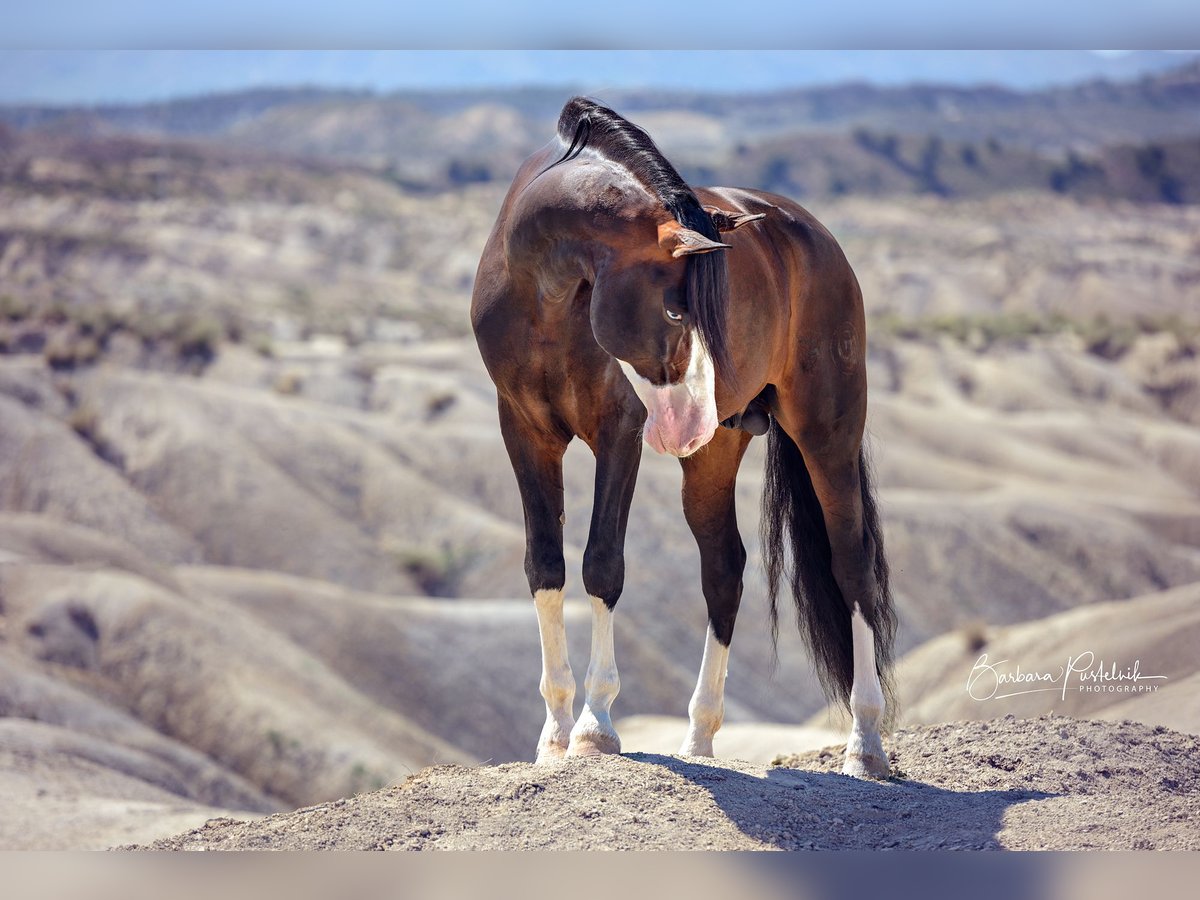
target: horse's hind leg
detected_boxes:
[497,399,575,763]
[799,439,892,779]
[568,410,642,757]
[679,426,752,756]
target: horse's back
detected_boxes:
[699,186,858,281]
[697,186,867,442]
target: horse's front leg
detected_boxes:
[567,412,642,757]
[679,426,751,757]
[497,400,575,763]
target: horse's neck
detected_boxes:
[508,194,599,294]
[517,155,654,254]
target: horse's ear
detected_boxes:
[657,220,731,258]
[704,206,767,233]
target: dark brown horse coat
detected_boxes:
[472,97,895,776]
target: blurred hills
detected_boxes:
[2,51,1197,105]
[3,57,1198,203]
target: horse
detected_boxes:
[471,97,896,778]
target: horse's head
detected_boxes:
[589,204,764,458]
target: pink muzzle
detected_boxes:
[641,384,719,458]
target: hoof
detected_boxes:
[843,724,889,779]
[566,731,621,757]
[678,733,715,757]
[536,715,573,764]
[567,707,620,757]
[535,742,569,765]
[841,750,892,780]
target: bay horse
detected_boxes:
[471,97,896,778]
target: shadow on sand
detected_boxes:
[626,753,1055,853]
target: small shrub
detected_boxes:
[66,403,100,441]
[72,305,121,339]
[425,392,456,420]
[173,315,222,361]
[1048,150,1105,195]
[961,621,988,654]
[251,334,275,358]
[1080,317,1139,360]
[0,294,31,321]
[446,158,491,185]
[396,541,478,598]
[272,371,303,396]
[349,762,388,793]
[1134,144,1166,179]
[43,328,100,370]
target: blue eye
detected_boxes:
[665,308,683,323]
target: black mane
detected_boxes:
[550,97,734,383]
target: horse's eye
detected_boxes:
[664,308,683,324]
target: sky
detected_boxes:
[3,0,1199,49]
[1,50,1197,106]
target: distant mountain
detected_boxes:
[1,50,1197,106]
[4,57,1198,148]
[0,87,372,137]
[3,59,1197,205]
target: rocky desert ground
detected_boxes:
[1,63,1198,849]
[126,717,1200,851]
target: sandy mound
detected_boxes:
[616,715,840,765]
[129,716,1200,851]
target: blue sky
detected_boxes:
[4,0,1199,50]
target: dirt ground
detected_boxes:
[128,715,1200,851]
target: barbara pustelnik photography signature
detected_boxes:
[967,652,1169,702]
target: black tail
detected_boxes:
[760,419,896,713]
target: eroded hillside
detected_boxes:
[0,87,1198,848]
